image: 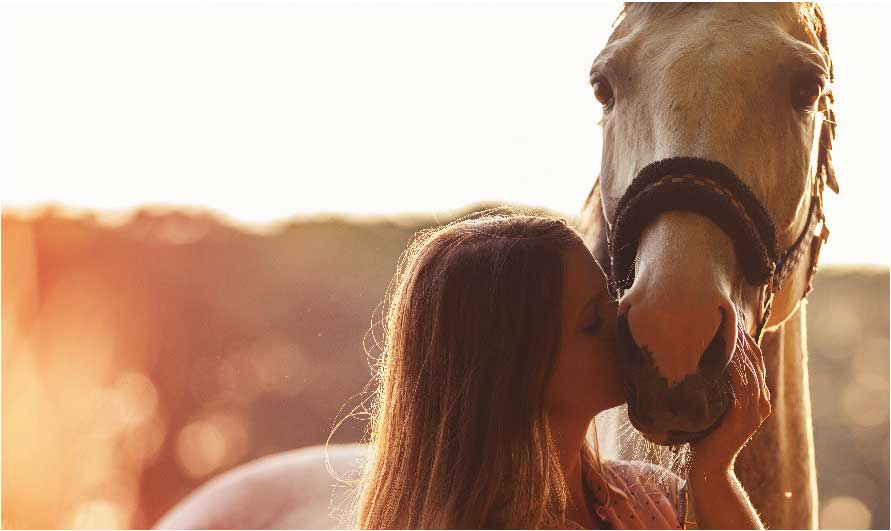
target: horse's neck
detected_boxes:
[735,303,818,529]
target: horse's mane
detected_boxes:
[804,3,838,193]
[619,2,698,21]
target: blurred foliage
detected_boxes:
[807,268,889,529]
[2,207,888,529]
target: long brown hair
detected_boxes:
[353,212,603,529]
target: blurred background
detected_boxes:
[2,1,889,529]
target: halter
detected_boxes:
[605,118,830,344]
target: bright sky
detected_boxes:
[1,1,889,265]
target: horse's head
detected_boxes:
[583,3,838,443]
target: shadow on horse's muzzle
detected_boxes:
[618,314,734,444]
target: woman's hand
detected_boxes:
[690,335,772,474]
[686,336,770,529]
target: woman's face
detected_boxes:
[546,242,626,419]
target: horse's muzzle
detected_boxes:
[619,314,734,443]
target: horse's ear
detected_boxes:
[579,176,612,279]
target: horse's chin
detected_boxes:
[627,405,725,445]
[639,425,724,446]
[625,372,733,446]
[632,428,671,445]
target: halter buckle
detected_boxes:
[811,219,830,273]
[800,219,830,302]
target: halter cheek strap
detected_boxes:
[754,112,830,341]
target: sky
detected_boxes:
[1,1,889,265]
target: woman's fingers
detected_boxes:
[748,341,764,404]
[750,341,770,404]
[690,334,772,472]
[724,339,765,437]
[737,337,771,427]
[738,344,761,406]
[728,354,748,411]
[743,336,772,419]
[755,355,772,420]
[748,337,768,391]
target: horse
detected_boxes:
[579,3,836,529]
[155,3,837,529]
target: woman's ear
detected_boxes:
[579,176,611,279]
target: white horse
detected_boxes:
[156,4,837,529]
[580,3,836,529]
[154,427,622,529]
[154,444,366,529]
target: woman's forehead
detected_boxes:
[563,244,609,308]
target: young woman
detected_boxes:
[354,214,770,529]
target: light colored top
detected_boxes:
[580,459,688,530]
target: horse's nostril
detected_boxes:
[619,301,735,380]
[697,307,731,376]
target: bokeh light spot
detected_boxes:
[111,371,159,430]
[820,496,872,529]
[841,373,889,428]
[176,419,228,478]
[175,412,251,478]
[70,499,131,529]
[123,414,168,467]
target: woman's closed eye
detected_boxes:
[583,316,605,334]
[578,296,606,334]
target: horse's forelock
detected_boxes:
[619,2,696,21]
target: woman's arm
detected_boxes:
[687,466,762,530]
[687,337,771,530]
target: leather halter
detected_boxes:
[605,121,830,345]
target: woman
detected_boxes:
[354,213,770,529]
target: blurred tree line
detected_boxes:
[2,207,888,529]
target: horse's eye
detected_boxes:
[593,79,615,108]
[793,75,824,109]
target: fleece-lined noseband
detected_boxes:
[606,156,829,343]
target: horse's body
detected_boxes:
[153,419,623,529]
[153,444,365,529]
[156,3,834,529]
